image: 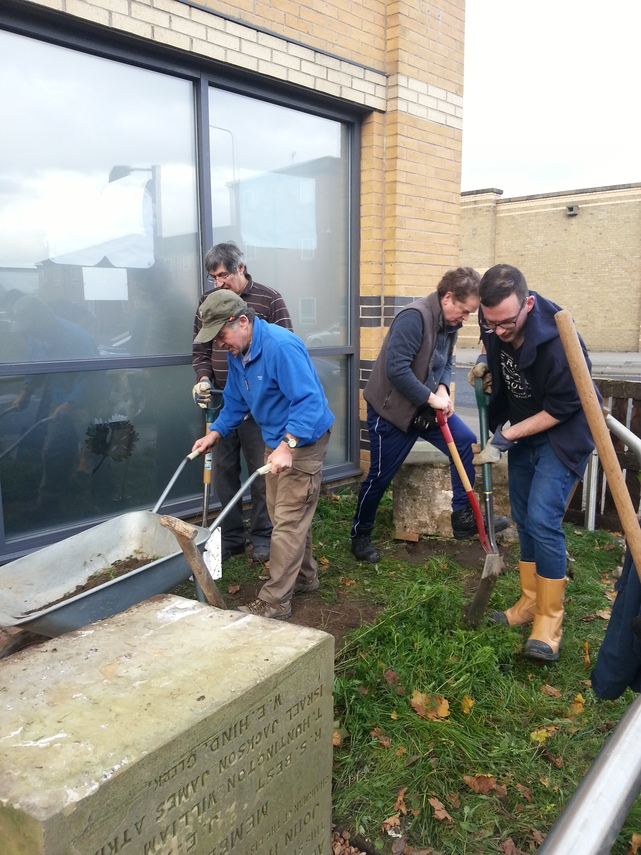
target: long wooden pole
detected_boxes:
[555,309,641,579]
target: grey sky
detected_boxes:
[461,0,641,198]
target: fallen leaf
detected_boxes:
[498,837,526,855]
[464,774,497,795]
[339,577,357,586]
[580,614,596,622]
[530,725,558,744]
[332,731,342,746]
[628,832,641,855]
[567,693,585,717]
[584,641,591,669]
[384,669,399,685]
[410,690,450,720]
[391,837,405,855]
[395,746,408,757]
[516,783,533,802]
[404,754,421,767]
[448,792,461,808]
[461,695,476,714]
[573,530,583,536]
[604,590,617,602]
[596,608,612,620]
[428,797,453,823]
[370,727,392,748]
[319,556,330,566]
[531,828,545,845]
[227,584,240,594]
[542,751,563,768]
[391,711,398,720]
[540,684,562,699]
[602,544,616,551]
[357,686,369,696]
[382,814,401,832]
[394,786,408,815]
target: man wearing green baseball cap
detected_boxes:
[193,289,334,620]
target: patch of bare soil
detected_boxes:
[226,575,383,644]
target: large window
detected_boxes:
[208,88,351,465]
[0,20,358,561]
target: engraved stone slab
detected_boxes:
[0,595,334,855]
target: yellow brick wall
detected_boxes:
[459,184,641,352]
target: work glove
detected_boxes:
[192,379,213,409]
[472,426,516,465]
[467,362,492,395]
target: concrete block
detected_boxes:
[393,442,512,539]
[0,595,333,855]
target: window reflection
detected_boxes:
[0,29,199,362]
[208,88,350,349]
[0,366,205,538]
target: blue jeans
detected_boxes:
[351,404,476,537]
[507,435,577,580]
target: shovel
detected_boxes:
[202,462,272,580]
[436,411,492,554]
[463,378,505,627]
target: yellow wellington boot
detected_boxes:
[489,561,537,626]
[524,575,566,662]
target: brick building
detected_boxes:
[0,0,466,559]
[458,183,641,351]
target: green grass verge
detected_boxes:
[176,488,638,853]
[319,490,635,854]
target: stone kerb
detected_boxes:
[0,596,334,855]
[393,442,512,540]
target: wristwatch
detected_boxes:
[283,435,299,449]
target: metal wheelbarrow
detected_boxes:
[0,451,209,656]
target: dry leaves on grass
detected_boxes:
[540,683,562,699]
[410,690,450,720]
[428,797,453,823]
[463,774,507,798]
[370,727,392,748]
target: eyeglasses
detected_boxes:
[207,270,233,284]
[482,297,527,333]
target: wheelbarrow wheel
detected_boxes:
[0,629,48,659]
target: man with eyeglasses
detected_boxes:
[192,241,292,563]
[350,267,510,564]
[472,263,596,662]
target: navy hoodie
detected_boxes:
[480,291,596,479]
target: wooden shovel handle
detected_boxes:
[160,515,227,609]
[555,310,641,577]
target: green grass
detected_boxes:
[319,490,636,854]
[178,488,638,853]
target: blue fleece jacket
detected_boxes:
[210,318,335,448]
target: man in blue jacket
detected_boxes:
[473,264,595,661]
[192,290,334,620]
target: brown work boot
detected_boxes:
[524,576,566,662]
[489,561,537,626]
[236,598,292,621]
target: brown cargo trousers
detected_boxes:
[258,430,331,606]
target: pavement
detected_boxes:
[455,348,641,379]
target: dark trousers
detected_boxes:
[351,404,476,538]
[213,415,272,550]
[591,542,641,700]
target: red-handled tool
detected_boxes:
[436,410,492,554]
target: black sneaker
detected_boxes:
[351,533,380,563]
[451,507,510,541]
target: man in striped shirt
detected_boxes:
[192,242,293,563]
